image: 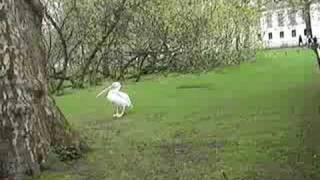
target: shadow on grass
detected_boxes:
[176,83,213,90]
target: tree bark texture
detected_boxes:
[0,0,83,179]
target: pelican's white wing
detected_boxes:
[118,91,132,107]
[112,91,132,107]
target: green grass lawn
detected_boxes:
[35,48,320,180]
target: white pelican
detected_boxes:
[96,82,132,117]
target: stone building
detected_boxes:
[259,1,320,48]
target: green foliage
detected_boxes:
[44,0,261,92]
[34,49,320,179]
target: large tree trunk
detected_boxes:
[0,1,84,179]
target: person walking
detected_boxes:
[313,36,318,46]
[299,35,303,46]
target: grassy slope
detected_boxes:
[35,49,320,180]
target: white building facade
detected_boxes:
[259,1,320,48]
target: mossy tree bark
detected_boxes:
[0,0,84,179]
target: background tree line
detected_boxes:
[43,0,259,93]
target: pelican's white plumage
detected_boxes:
[96,82,132,117]
[107,90,132,107]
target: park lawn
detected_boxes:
[34,48,320,180]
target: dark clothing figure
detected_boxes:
[313,36,318,45]
[299,35,303,46]
[308,36,312,48]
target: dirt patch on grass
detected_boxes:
[158,137,225,165]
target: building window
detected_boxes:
[280,31,284,38]
[266,13,272,28]
[278,11,285,27]
[268,32,273,40]
[288,10,297,25]
[292,30,296,37]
